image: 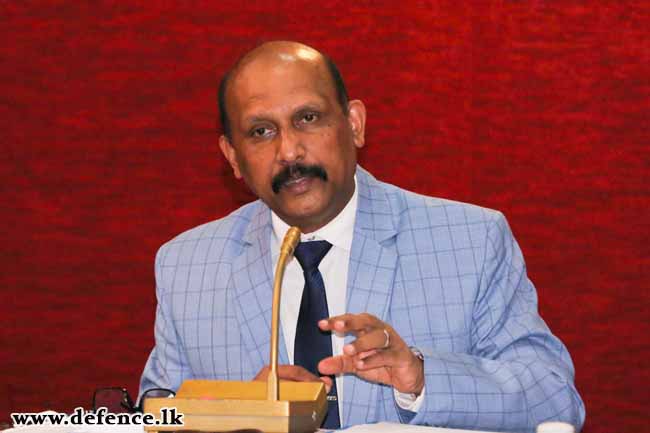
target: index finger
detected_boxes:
[318,313,383,334]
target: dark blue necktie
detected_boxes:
[293,240,341,429]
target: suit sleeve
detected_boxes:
[409,212,585,432]
[138,244,191,400]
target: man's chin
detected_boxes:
[272,196,332,231]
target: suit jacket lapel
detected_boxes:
[231,203,290,377]
[342,167,399,426]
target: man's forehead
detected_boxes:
[231,48,328,91]
[227,50,335,116]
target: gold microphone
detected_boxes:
[268,226,301,401]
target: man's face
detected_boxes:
[219,51,366,233]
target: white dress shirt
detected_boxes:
[270,176,423,420]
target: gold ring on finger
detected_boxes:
[382,328,390,349]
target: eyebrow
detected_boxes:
[242,102,327,126]
[244,115,273,125]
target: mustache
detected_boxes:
[271,164,328,194]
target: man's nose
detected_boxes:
[276,128,305,164]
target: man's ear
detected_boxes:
[218,134,242,179]
[347,100,366,149]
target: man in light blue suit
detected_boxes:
[139,41,585,432]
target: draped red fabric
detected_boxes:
[1,2,648,432]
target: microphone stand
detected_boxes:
[268,226,301,401]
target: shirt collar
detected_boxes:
[271,175,358,252]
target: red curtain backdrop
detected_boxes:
[1,2,648,432]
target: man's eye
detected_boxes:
[301,113,318,123]
[250,127,273,137]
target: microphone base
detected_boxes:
[143,379,327,433]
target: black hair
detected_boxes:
[218,53,349,141]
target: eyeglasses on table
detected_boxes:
[92,387,175,414]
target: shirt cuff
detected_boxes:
[393,385,425,412]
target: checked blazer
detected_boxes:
[139,166,585,432]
